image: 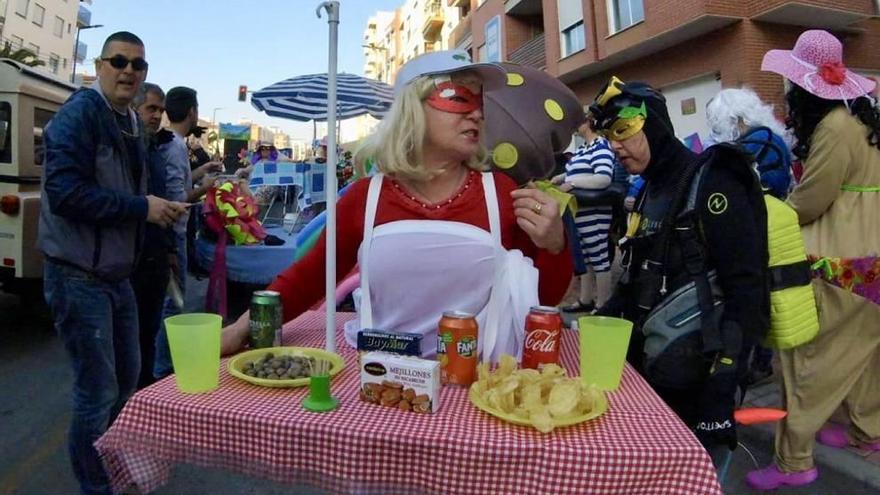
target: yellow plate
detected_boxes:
[227,346,345,388]
[468,383,608,430]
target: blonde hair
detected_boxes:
[355,74,488,181]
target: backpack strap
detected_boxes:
[635,153,703,312]
[681,162,724,354]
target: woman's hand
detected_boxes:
[220,311,250,356]
[550,173,565,185]
[558,182,574,193]
[511,187,566,254]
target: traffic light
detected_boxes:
[238,85,247,102]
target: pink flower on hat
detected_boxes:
[818,62,846,85]
[761,30,876,101]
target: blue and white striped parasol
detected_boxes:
[251,72,393,122]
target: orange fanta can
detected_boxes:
[437,311,478,386]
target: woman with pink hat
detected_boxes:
[747,29,880,491]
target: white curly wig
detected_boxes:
[706,88,788,144]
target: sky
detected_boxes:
[78,0,403,141]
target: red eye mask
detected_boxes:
[426,81,482,114]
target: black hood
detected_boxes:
[640,94,696,183]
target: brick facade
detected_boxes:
[453,0,880,122]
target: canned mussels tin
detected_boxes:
[249,290,282,349]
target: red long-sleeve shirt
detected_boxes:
[268,170,573,322]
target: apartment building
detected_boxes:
[450,0,880,140]
[0,0,92,81]
[363,0,464,84]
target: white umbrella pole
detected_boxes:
[317,1,339,353]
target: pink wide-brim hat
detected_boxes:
[762,29,875,101]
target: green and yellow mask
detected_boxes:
[590,76,656,141]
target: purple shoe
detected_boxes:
[817,423,850,448]
[817,423,880,451]
[746,465,818,491]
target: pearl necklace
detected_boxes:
[392,170,475,210]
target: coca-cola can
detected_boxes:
[522,306,563,369]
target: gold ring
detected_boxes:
[532,202,543,214]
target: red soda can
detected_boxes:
[522,306,563,369]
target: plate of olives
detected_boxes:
[227,347,345,388]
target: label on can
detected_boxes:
[438,311,478,386]
[522,306,562,370]
[249,290,282,349]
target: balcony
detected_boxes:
[449,12,473,48]
[75,41,87,63]
[77,5,92,28]
[508,32,545,69]
[447,0,469,6]
[505,0,542,16]
[751,1,874,30]
[422,1,444,41]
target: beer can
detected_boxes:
[522,306,562,369]
[437,310,478,386]
[249,290,283,349]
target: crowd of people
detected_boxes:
[36,28,879,495]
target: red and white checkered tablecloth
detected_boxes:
[96,311,721,495]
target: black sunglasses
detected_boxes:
[101,55,149,72]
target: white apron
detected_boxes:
[343,172,539,363]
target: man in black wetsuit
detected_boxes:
[590,77,769,464]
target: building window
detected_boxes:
[11,35,24,49]
[32,3,44,26]
[609,0,644,33]
[68,23,72,34]
[0,102,12,164]
[562,21,585,57]
[27,43,39,56]
[63,57,67,69]
[48,53,60,74]
[15,0,29,17]
[33,107,55,166]
[53,16,64,37]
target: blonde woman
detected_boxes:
[220,51,572,360]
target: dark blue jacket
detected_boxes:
[140,129,176,261]
[38,86,148,280]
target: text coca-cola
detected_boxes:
[522,306,562,369]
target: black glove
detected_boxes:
[693,354,738,451]
[694,354,737,450]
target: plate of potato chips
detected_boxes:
[468,355,607,433]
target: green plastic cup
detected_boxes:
[164,313,222,394]
[578,316,633,391]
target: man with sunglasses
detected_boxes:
[590,77,769,469]
[38,31,188,495]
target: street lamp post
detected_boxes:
[211,107,224,154]
[71,24,104,84]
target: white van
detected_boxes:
[0,59,75,297]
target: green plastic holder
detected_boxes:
[302,374,339,412]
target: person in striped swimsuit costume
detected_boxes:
[553,119,616,312]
